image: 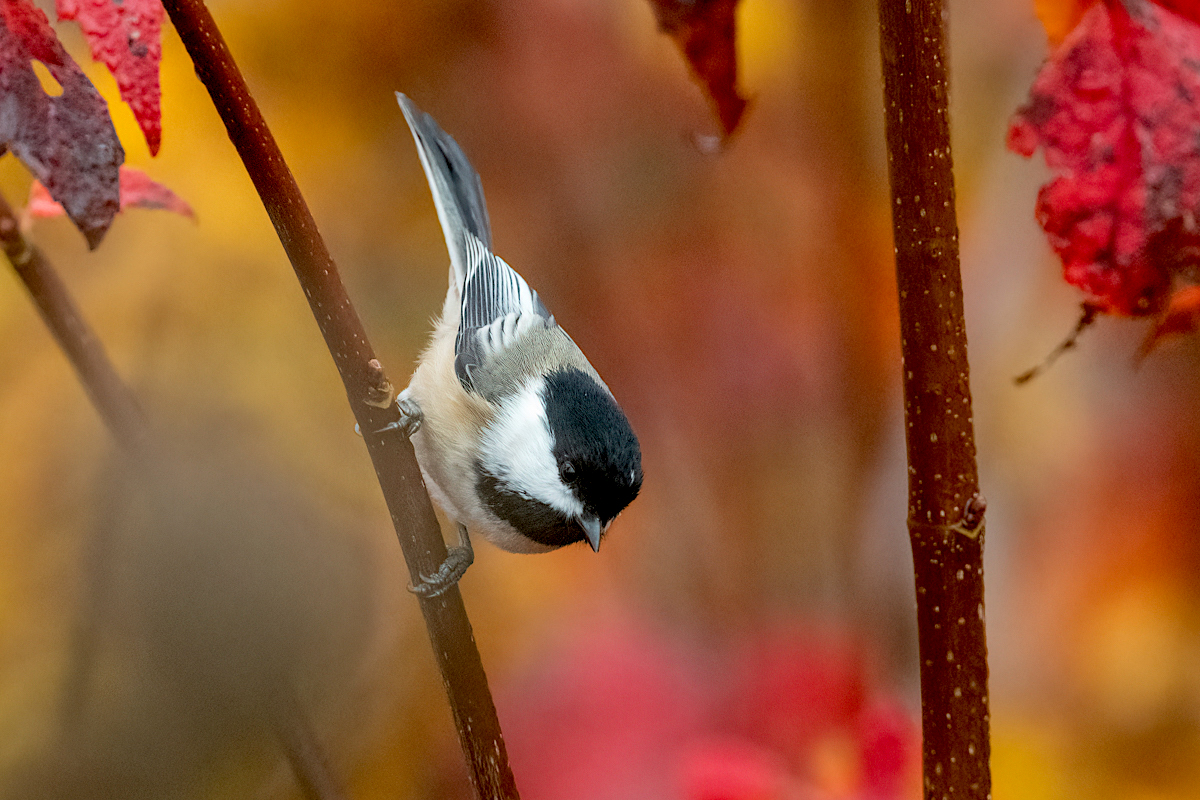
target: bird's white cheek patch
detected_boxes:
[479,378,582,518]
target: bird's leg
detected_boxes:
[409,524,474,598]
[376,389,423,437]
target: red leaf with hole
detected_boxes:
[0,0,123,248]
[29,166,194,220]
[57,0,163,155]
[649,0,748,138]
[1008,0,1200,316]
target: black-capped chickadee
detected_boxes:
[391,93,642,596]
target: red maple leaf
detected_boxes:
[0,0,123,248]
[648,0,749,138]
[57,0,163,156]
[1009,0,1200,316]
[28,166,194,220]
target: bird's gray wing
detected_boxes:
[454,232,554,393]
[397,92,491,289]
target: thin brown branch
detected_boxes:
[1014,302,1099,384]
[878,1,992,798]
[156,2,520,797]
[0,193,149,455]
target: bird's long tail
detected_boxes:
[397,92,492,291]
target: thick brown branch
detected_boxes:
[878,1,992,798]
[156,2,519,797]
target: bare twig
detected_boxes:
[273,689,350,800]
[156,1,520,797]
[1014,302,1099,384]
[0,192,149,455]
[878,1,992,797]
[0,193,147,731]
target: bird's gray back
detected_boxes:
[468,325,601,402]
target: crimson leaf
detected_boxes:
[649,0,748,138]
[1009,0,1200,316]
[0,0,123,248]
[57,0,163,155]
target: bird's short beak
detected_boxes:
[580,514,603,552]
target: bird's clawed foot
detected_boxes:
[409,524,474,598]
[377,391,423,438]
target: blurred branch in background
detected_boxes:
[0,192,148,456]
[879,0,991,797]
[3,444,375,800]
[157,0,520,797]
[0,188,351,796]
[798,1,897,620]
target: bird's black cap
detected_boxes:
[542,367,642,525]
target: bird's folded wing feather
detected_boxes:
[455,232,554,391]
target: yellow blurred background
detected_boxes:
[2,0,1199,797]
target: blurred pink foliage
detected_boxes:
[495,614,919,800]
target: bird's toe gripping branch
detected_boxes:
[409,524,474,598]
[378,391,423,438]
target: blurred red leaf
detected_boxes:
[677,739,787,800]
[857,702,920,794]
[498,619,703,800]
[57,0,163,155]
[1008,0,1200,316]
[28,166,194,220]
[25,180,60,218]
[0,0,123,248]
[495,616,918,800]
[649,0,748,137]
[114,167,193,217]
[1157,0,1200,26]
[730,627,867,754]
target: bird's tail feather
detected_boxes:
[397,92,492,291]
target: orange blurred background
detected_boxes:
[1,0,1199,797]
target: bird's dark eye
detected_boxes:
[560,461,577,481]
